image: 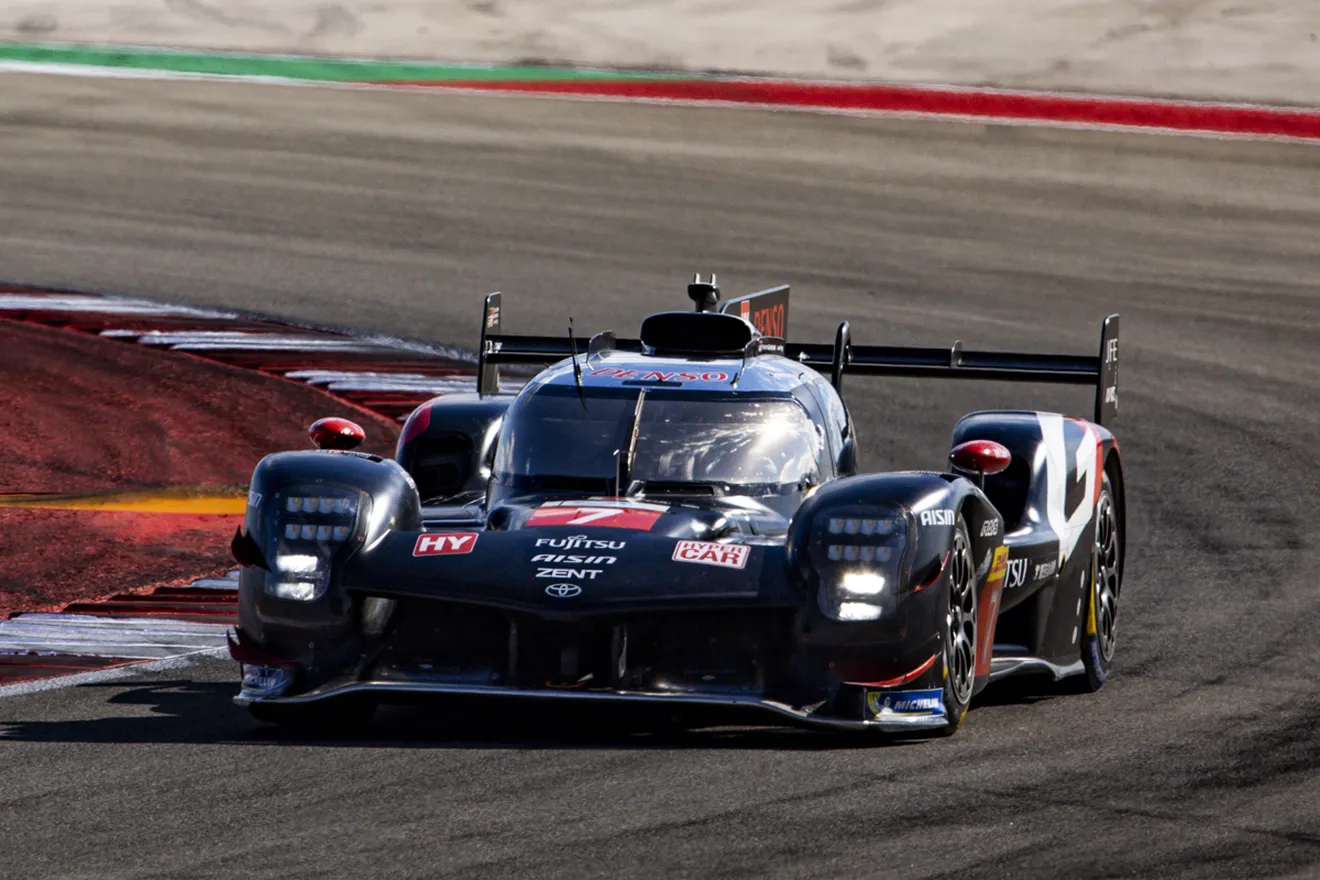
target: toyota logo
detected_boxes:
[545,583,582,598]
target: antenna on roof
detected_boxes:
[568,317,587,410]
[688,273,720,313]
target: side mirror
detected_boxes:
[837,437,859,476]
[949,439,1011,482]
[309,417,365,450]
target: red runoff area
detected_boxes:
[0,319,399,616]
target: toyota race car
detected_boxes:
[229,277,1125,737]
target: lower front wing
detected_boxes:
[235,673,951,735]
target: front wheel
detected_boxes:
[935,518,977,736]
[1080,472,1121,691]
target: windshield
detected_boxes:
[494,385,824,493]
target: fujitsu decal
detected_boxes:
[535,535,626,550]
[1037,413,1100,565]
[1004,558,1030,589]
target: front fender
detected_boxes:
[788,472,1003,594]
[237,450,423,656]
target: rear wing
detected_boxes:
[476,292,1120,427]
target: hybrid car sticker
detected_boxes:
[672,541,750,570]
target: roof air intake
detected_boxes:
[639,311,755,356]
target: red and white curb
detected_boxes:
[0,284,482,421]
[0,282,495,690]
[0,570,238,695]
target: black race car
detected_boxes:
[229,277,1124,737]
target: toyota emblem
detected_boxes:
[545,583,582,598]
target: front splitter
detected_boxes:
[235,678,949,734]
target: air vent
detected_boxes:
[640,312,754,356]
[413,433,473,501]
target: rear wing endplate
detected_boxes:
[476,293,1119,427]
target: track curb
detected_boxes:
[3,42,1320,141]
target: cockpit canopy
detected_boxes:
[492,384,825,498]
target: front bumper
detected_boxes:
[234,675,949,734]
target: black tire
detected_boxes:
[934,517,977,736]
[1080,472,1121,692]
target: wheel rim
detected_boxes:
[1093,492,1120,663]
[946,530,977,705]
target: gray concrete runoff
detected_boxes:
[2,73,1320,878]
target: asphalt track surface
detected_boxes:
[3,73,1320,879]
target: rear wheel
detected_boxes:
[936,519,977,735]
[1080,473,1121,691]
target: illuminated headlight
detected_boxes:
[286,495,358,515]
[276,487,363,547]
[265,552,331,602]
[836,601,884,622]
[264,486,364,601]
[813,507,909,622]
[839,572,886,596]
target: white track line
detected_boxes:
[0,614,230,659]
[0,647,228,699]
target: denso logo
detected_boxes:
[672,541,750,570]
[589,368,729,383]
[413,532,478,557]
[919,509,955,527]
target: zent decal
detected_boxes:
[535,568,603,580]
[413,532,479,557]
[672,541,750,570]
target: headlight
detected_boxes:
[812,507,911,622]
[264,486,365,602]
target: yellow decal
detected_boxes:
[988,546,1009,588]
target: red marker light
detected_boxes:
[308,417,365,450]
[950,439,1012,476]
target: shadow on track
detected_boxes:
[0,678,937,752]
